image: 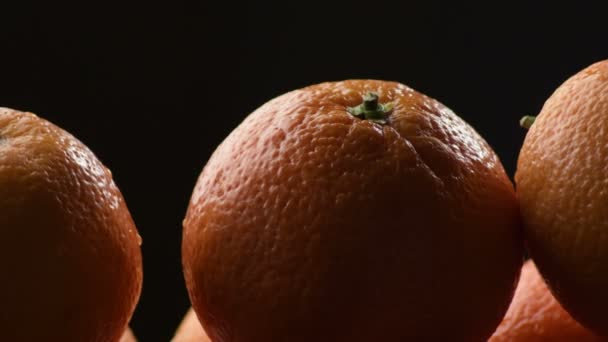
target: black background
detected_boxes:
[2,2,608,341]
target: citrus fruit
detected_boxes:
[182,80,523,341]
[172,308,211,342]
[0,108,143,341]
[516,60,608,336]
[489,260,601,341]
[120,328,138,342]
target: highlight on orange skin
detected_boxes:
[489,260,602,341]
[172,308,212,342]
[120,328,137,342]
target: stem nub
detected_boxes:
[520,116,536,129]
[347,92,393,124]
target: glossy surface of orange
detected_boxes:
[489,261,601,341]
[183,80,523,341]
[120,328,138,342]
[0,109,143,341]
[516,60,608,336]
[172,308,212,342]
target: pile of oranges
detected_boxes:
[2,60,608,341]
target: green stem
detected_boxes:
[347,92,393,124]
[520,116,536,129]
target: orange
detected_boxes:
[172,308,212,342]
[0,108,143,341]
[120,327,138,342]
[516,60,608,336]
[489,260,601,341]
[182,80,523,341]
